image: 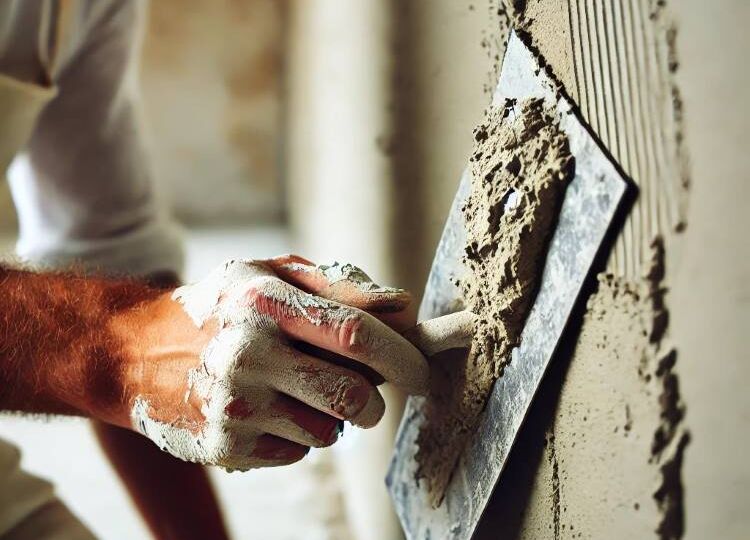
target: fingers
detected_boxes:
[224,392,343,447]
[362,302,417,333]
[254,343,386,428]
[265,256,412,315]
[294,341,386,386]
[243,280,428,394]
[249,434,308,466]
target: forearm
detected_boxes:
[0,265,160,426]
[0,265,229,537]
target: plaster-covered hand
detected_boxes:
[121,255,427,470]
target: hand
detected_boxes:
[115,255,427,471]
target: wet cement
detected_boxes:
[415,97,575,506]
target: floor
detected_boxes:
[0,227,353,540]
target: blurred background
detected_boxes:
[0,1,498,538]
[0,0,746,539]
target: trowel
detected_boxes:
[389,30,633,539]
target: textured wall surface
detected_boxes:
[389,0,747,538]
[475,1,691,538]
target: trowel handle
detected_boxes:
[402,310,475,357]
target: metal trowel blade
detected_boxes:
[386,30,631,540]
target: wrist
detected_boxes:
[106,289,217,430]
[0,269,196,425]
[73,286,169,428]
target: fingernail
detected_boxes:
[332,384,369,419]
[351,387,384,428]
[318,419,344,445]
[252,438,306,461]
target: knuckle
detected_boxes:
[242,277,296,322]
[238,276,279,307]
[335,312,369,353]
[215,431,263,471]
[203,433,238,468]
[234,327,269,361]
[220,258,269,286]
[252,274,284,292]
[204,326,263,379]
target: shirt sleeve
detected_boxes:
[7,0,185,279]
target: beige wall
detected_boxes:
[375,0,747,538]
[140,0,285,224]
[672,1,749,536]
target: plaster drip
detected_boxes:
[415,97,575,506]
[645,239,690,540]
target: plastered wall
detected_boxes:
[670,1,749,536]
[386,0,748,538]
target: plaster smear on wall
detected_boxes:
[416,97,574,505]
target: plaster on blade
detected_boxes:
[386,30,632,539]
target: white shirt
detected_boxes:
[0,1,183,537]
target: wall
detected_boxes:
[670,1,749,536]
[140,0,285,224]
[389,0,748,538]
